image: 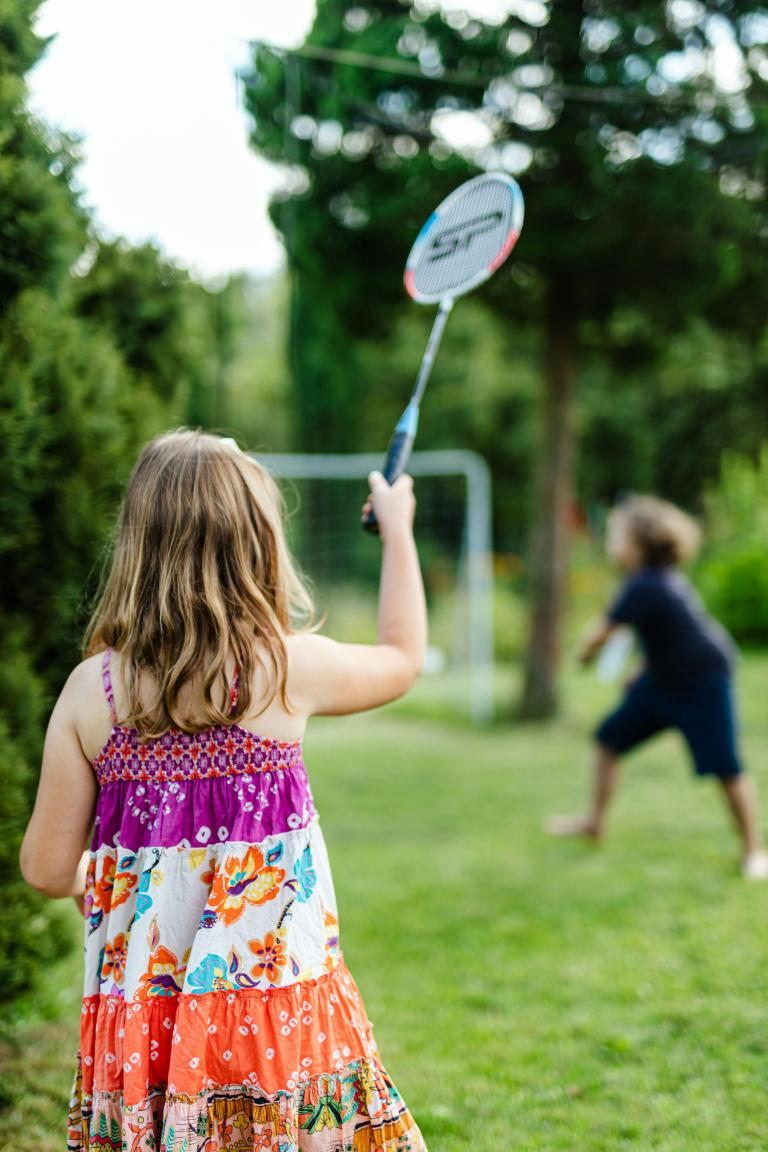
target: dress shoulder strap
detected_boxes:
[229,668,240,716]
[101,648,117,723]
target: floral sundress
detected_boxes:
[67,649,426,1152]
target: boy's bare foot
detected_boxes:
[742,850,768,881]
[544,815,601,840]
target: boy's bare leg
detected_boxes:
[546,743,620,840]
[718,774,764,861]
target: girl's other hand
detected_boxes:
[361,472,415,540]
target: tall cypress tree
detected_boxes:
[0,1,213,1004]
[0,0,88,1002]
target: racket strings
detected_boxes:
[406,174,523,303]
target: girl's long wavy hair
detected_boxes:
[85,430,314,737]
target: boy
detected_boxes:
[548,495,768,880]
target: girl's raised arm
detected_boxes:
[20,667,98,899]
[290,472,427,717]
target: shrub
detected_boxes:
[698,446,768,645]
[0,641,63,1008]
[698,545,768,646]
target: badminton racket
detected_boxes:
[364,171,525,534]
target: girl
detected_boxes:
[21,430,429,1152]
[548,494,768,880]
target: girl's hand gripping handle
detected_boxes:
[363,401,419,535]
[360,471,416,544]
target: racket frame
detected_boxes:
[404,172,524,305]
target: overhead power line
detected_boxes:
[263,41,484,89]
[251,39,763,111]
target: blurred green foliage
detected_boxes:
[0,4,98,1005]
[0,1,254,1008]
[698,446,768,645]
[244,0,768,714]
[702,444,768,547]
[699,546,768,646]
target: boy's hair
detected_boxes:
[611,495,701,568]
[85,429,314,737]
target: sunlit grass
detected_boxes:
[2,655,768,1149]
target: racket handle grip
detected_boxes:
[362,429,415,535]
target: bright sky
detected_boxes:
[29,1,317,282]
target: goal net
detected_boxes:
[254,451,494,724]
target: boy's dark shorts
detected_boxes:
[595,672,742,779]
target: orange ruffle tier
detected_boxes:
[80,962,377,1102]
[70,962,427,1151]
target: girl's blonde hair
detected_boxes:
[85,430,314,737]
[611,494,701,568]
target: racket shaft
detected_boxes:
[413,298,453,403]
[363,300,451,535]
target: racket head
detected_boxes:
[404,172,524,305]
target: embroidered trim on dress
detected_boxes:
[94,725,304,785]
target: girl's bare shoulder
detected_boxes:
[60,652,110,704]
[53,652,115,762]
[286,632,337,657]
[285,631,342,673]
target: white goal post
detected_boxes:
[254,450,494,725]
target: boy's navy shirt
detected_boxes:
[608,566,735,691]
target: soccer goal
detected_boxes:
[254,451,494,724]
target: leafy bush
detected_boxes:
[698,446,768,644]
[698,546,768,646]
[0,639,64,1008]
[703,445,768,547]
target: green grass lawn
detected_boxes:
[3,656,768,1150]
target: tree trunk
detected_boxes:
[519,292,577,719]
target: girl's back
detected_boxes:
[74,644,379,1150]
[21,431,428,1152]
